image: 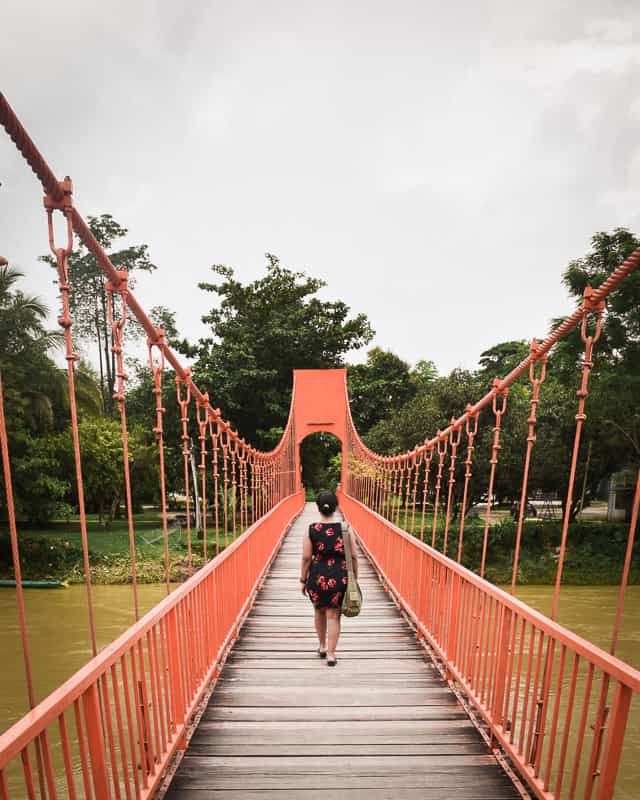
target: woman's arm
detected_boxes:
[300,532,312,594]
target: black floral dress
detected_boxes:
[306,521,349,608]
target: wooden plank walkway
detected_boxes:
[165,503,521,799]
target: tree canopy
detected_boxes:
[185,254,374,447]
[3,225,639,527]
[40,214,158,412]
[1,264,74,522]
[356,229,640,519]
[348,347,416,433]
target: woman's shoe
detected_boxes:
[327,656,337,667]
[317,648,327,659]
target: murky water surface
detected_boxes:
[501,585,640,800]
[1,584,168,731]
[2,584,639,798]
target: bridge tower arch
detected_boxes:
[292,369,350,491]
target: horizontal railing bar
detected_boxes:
[339,493,640,693]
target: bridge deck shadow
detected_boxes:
[165,503,520,799]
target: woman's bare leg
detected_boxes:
[326,608,341,659]
[314,607,327,652]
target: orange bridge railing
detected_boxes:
[339,493,640,800]
[0,491,303,798]
[339,241,640,800]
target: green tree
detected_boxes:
[348,348,416,433]
[40,214,158,411]
[552,228,640,516]
[362,224,640,522]
[364,368,481,454]
[363,359,563,518]
[0,264,71,523]
[300,433,342,495]
[186,254,374,447]
[363,367,522,515]
[150,306,182,349]
[11,435,72,524]
[477,340,531,378]
[0,264,61,365]
[56,418,157,526]
[124,365,184,500]
[411,359,438,391]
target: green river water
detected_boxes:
[1,584,639,798]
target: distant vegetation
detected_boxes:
[0,221,638,583]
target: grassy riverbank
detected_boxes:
[408,515,639,585]
[0,510,241,584]
[1,508,636,585]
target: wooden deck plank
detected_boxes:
[203,706,471,722]
[172,754,502,772]
[164,790,517,799]
[193,718,478,735]
[165,503,520,799]
[168,772,517,790]
[209,688,457,706]
[189,736,486,759]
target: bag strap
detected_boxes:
[341,521,354,581]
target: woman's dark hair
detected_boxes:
[316,491,338,516]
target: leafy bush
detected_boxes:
[427,519,639,585]
[0,534,84,578]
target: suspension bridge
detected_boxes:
[1,91,639,800]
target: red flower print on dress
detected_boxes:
[312,554,320,563]
[314,523,323,531]
[309,590,319,603]
[316,575,326,586]
[317,542,325,551]
[328,578,336,588]
[334,538,344,553]
[341,559,347,570]
[326,527,335,536]
[327,558,335,567]
[330,592,341,605]
[342,576,348,584]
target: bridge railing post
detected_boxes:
[167,607,186,740]
[490,607,512,730]
[445,571,462,678]
[81,682,111,800]
[596,682,632,800]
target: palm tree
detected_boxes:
[0,264,103,431]
[0,264,61,356]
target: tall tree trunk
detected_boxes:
[110,493,120,524]
[101,282,114,413]
[95,309,106,407]
[577,440,593,515]
[190,440,202,535]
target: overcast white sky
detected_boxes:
[1,0,638,376]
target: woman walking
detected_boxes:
[300,491,358,666]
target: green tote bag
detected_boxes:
[341,522,362,617]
